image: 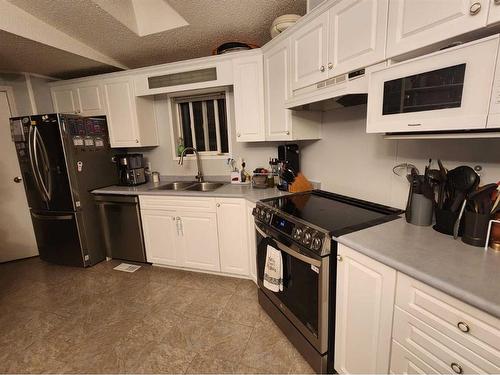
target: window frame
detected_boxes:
[167,87,233,161]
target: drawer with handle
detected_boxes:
[395,273,500,366]
[393,306,499,373]
[391,339,441,374]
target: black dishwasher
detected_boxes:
[94,195,147,263]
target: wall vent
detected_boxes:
[148,67,217,89]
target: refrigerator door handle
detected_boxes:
[35,127,53,201]
[28,125,48,203]
[31,212,74,221]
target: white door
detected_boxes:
[75,82,106,116]
[386,0,488,58]
[141,209,178,266]
[264,39,293,141]
[216,198,249,276]
[327,0,388,76]
[178,212,220,272]
[51,86,78,114]
[233,54,266,142]
[291,12,328,90]
[246,201,257,283]
[103,78,139,147]
[334,244,396,374]
[0,90,38,262]
[488,0,500,24]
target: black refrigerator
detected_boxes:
[9,113,118,267]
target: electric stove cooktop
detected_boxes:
[261,190,403,237]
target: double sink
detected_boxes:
[151,181,226,192]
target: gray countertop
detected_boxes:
[91,177,289,203]
[335,218,500,319]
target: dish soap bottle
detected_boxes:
[177,137,185,157]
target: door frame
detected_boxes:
[0,86,18,117]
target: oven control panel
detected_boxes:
[254,204,327,254]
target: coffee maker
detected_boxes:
[277,144,300,191]
[116,153,147,186]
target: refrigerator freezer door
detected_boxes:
[30,210,86,266]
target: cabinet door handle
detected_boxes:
[408,123,422,127]
[337,255,343,261]
[216,203,220,207]
[457,321,470,333]
[451,363,463,374]
[496,0,500,5]
[286,130,290,135]
[469,2,481,15]
[328,62,333,70]
[13,176,22,183]
[135,139,139,144]
[320,65,325,72]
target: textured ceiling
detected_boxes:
[7,0,306,76]
[0,30,120,79]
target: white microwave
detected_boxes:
[367,34,500,134]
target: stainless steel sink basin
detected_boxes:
[185,182,225,192]
[152,181,197,190]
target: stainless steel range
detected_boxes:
[253,190,402,373]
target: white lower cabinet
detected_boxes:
[216,198,249,276]
[334,244,396,374]
[179,212,220,272]
[246,201,257,283]
[141,209,178,266]
[140,196,252,277]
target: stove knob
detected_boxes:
[293,227,303,241]
[265,211,272,222]
[254,207,260,217]
[259,209,266,220]
[303,230,312,246]
[311,236,323,251]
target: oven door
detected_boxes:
[255,221,329,354]
[367,35,499,133]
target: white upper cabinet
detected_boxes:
[386,0,488,58]
[488,0,500,24]
[216,198,249,276]
[51,85,78,114]
[291,12,329,90]
[335,244,396,374]
[290,0,388,92]
[233,53,266,142]
[102,77,158,148]
[74,83,106,116]
[52,83,105,116]
[264,39,293,140]
[327,0,388,76]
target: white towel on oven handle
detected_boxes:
[263,244,283,292]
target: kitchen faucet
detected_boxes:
[178,147,204,182]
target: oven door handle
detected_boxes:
[255,224,321,267]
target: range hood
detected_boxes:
[285,67,370,111]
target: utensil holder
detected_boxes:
[407,193,433,226]
[434,208,462,236]
[462,211,491,247]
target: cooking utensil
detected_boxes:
[447,166,479,212]
[468,183,498,214]
[437,160,447,209]
[453,199,467,239]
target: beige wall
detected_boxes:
[144,98,500,210]
[300,105,500,209]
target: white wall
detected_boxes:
[300,105,500,209]
[143,93,280,177]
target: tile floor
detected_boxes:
[0,257,314,374]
